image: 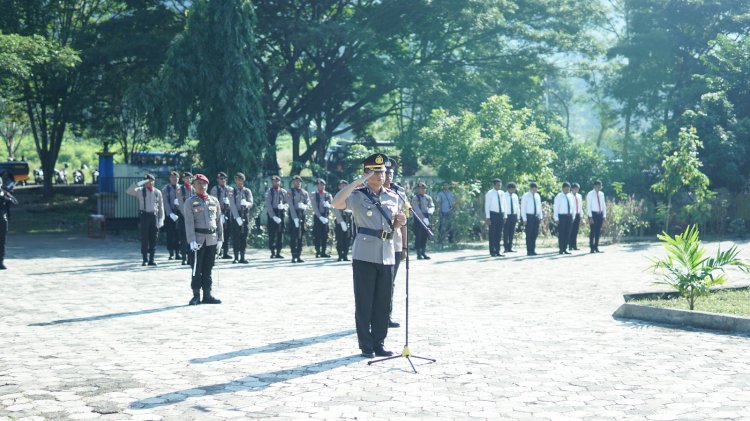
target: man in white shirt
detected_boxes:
[553,182,574,255]
[586,180,606,253]
[568,182,583,251]
[484,178,505,257]
[520,182,542,256]
[503,182,520,253]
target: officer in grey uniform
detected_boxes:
[184,174,223,305]
[210,172,234,259]
[229,172,253,263]
[162,171,182,260]
[311,178,333,258]
[286,175,310,263]
[264,175,287,259]
[333,180,353,261]
[177,172,195,265]
[332,153,407,359]
[126,174,165,266]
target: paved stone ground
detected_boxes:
[2,234,750,420]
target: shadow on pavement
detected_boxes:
[29,305,187,326]
[129,354,361,409]
[190,329,356,364]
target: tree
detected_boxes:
[0,98,28,159]
[651,127,710,233]
[155,0,265,178]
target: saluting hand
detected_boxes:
[355,171,375,186]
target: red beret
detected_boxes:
[193,174,209,184]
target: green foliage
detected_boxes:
[603,196,650,241]
[651,225,749,310]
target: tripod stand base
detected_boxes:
[367,345,436,373]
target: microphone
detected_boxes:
[390,183,405,192]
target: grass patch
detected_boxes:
[9,195,92,235]
[631,289,750,317]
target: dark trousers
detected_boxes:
[232,214,249,254]
[389,251,403,320]
[334,221,351,259]
[590,212,604,251]
[164,214,180,256]
[313,218,329,255]
[191,244,217,292]
[268,214,284,254]
[503,214,518,252]
[352,259,392,351]
[178,217,189,260]
[439,211,452,243]
[569,214,581,249]
[557,214,573,252]
[488,211,504,256]
[139,212,158,257]
[525,214,539,255]
[220,214,231,256]
[0,211,7,262]
[414,218,429,254]
[289,220,304,258]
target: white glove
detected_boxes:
[272,216,282,224]
[427,208,435,215]
[190,241,200,251]
[340,221,348,232]
[324,201,331,208]
[319,216,328,224]
[423,218,430,226]
[174,198,179,206]
[236,217,243,226]
[216,241,223,251]
[220,214,226,224]
[137,180,148,187]
[344,209,353,214]
[277,203,285,210]
[169,213,178,222]
[293,218,300,228]
[223,197,230,205]
[240,199,249,207]
[157,220,164,229]
[297,203,308,210]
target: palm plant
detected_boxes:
[651,225,749,310]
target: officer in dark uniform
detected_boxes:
[184,174,223,305]
[210,172,234,259]
[333,180,353,261]
[332,153,407,359]
[0,170,19,270]
[311,178,333,258]
[229,172,253,263]
[264,175,287,259]
[286,175,310,263]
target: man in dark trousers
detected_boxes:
[553,182,574,255]
[286,175,310,263]
[333,180,353,261]
[127,174,165,266]
[184,174,223,305]
[503,182,520,253]
[332,153,406,358]
[587,180,607,253]
[0,170,19,270]
[311,178,333,258]
[264,175,287,259]
[484,178,505,257]
[210,172,234,259]
[569,182,583,251]
[229,172,253,263]
[162,171,182,260]
[521,182,542,256]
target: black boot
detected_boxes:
[233,252,238,263]
[169,251,174,260]
[239,251,248,264]
[202,290,222,304]
[142,253,148,266]
[189,289,201,306]
[0,260,6,270]
[148,253,157,266]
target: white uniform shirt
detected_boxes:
[553,191,575,222]
[586,190,607,218]
[503,192,520,217]
[572,192,583,216]
[520,192,542,222]
[484,188,504,218]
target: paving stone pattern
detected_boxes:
[2,235,750,420]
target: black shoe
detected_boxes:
[338,257,343,262]
[0,262,6,270]
[181,258,187,265]
[422,255,431,260]
[239,259,249,264]
[275,254,285,259]
[596,249,603,253]
[142,261,146,266]
[189,296,201,306]
[202,294,222,304]
[389,320,400,328]
[168,255,174,261]
[315,253,320,258]
[343,257,350,261]
[148,261,157,266]
[360,350,375,359]
[374,347,394,357]
[497,253,505,257]
[270,253,276,259]
[297,257,305,263]
[232,259,238,264]
[417,255,423,260]
[590,249,596,254]
[509,249,517,253]
[563,251,571,255]
[559,251,564,255]
[321,253,331,258]
[571,247,580,251]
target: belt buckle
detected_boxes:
[380,230,387,240]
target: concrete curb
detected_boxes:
[613,303,750,334]
[622,285,750,302]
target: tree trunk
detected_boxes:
[664,194,672,234]
[263,130,280,176]
[290,128,302,176]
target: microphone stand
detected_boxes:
[368,184,436,373]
